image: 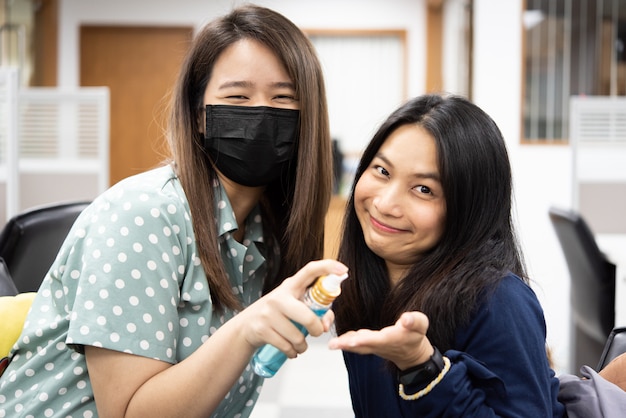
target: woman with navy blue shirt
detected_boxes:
[330,94,565,417]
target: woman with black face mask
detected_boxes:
[0,5,343,418]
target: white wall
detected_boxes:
[473,0,573,372]
[58,0,425,95]
[59,0,575,373]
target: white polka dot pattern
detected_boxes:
[0,166,268,417]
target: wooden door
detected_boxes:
[80,26,192,186]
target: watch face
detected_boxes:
[398,347,445,386]
[400,364,438,386]
[424,363,439,374]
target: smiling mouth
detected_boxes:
[369,215,405,233]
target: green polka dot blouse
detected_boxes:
[0,165,269,418]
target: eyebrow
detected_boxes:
[272,81,296,90]
[218,80,253,90]
[218,80,295,90]
[374,152,441,181]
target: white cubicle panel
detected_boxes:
[0,68,20,221]
[0,69,109,224]
[579,182,626,234]
[0,171,101,224]
[570,96,626,234]
[570,96,626,327]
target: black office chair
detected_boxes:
[597,327,626,371]
[0,257,18,296]
[548,206,616,374]
[0,201,91,293]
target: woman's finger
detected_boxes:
[281,259,348,294]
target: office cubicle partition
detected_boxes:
[0,68,109,224]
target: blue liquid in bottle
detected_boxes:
[251,272,348,378]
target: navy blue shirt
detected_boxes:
[342,273,565,417]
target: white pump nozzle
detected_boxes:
[320,272,349,293]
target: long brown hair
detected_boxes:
[166,5,332,310]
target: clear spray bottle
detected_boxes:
[251,272,349,378]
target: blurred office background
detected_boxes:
[1,1,625,415]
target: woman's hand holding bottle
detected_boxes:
[234,259,348,360]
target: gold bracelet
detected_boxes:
[398,356,451,401]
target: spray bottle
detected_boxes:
[251,272,349,378]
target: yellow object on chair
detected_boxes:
[0,292,36,358]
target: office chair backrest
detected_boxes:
[0,201,90,293]
[597,327,626,370]
[0,258,18,296]
[548,206,616,343]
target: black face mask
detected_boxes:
[203,105,299,187]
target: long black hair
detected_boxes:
[333,94,526,351]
